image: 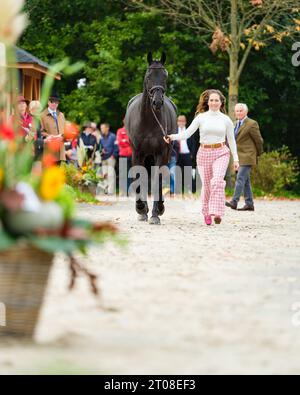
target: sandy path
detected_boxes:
[1,197,300,375]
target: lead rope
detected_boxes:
[151,105,177,156]
[151,105,168,138]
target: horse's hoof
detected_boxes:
[136,204,149,215]
[158,204,165,216]
[138,214,148,222]
[149,216,161,225]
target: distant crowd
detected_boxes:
[15,93,199,196]
[14,90,264,215]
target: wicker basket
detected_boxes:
[0,246,54,339]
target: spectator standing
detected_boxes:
[17,95,32,137]
[65,138,78,165]
[226,103,264,211]
[40,93,66,162]
[176,115,196,194]
[91,122,101,144]
[100,123,118,195]
[80,122,98,160]
[27,100,43,160]
[91,122,102,167]
[117,120,133,196]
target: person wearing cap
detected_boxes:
[40,93,66,162]
[90,122,102,168]
[79,122,98,160]
[17,95,33,137]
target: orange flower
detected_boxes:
[64,122,79,140]
[42,153,57,168]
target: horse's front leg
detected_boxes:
[149,156,165,225]
[132,151,149,222]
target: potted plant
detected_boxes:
[0,124,120,338]
[0,1,120,339]
[76,139,103,196]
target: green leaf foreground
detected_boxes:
[0,229,17,251]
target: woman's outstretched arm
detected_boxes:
[168,115,201,141]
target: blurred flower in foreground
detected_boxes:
[0,43,6,90]
[40,167,66,201]
[0,0,27,45]
[0,168,4,189]
[0,123,14,141]
[42,153,58,168]
[0,1,121,315]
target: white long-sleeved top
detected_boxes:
[170,110,239,162]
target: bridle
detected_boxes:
[146,66,168,138]
[147,84,166,100]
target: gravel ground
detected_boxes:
[1,197,300,375]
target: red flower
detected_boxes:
[0,123,15,141]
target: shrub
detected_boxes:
[251,146,299,194]
[61,163,83,189]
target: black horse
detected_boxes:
[125,52,177,225]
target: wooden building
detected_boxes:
[15,47,61,102]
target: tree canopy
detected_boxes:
[21,0,300,157]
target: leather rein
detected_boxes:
[147,84,168,138]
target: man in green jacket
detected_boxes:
[226,103,264,211]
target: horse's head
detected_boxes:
[144,52,168,111]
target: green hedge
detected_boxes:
[251,146,299,194]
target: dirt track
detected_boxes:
[1,197,300,374]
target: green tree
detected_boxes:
[239,37,300,157]
[58,11,227,128]
[131,0,300,118]
[20,0,300,163]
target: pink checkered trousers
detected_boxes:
[197,145,230,217]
